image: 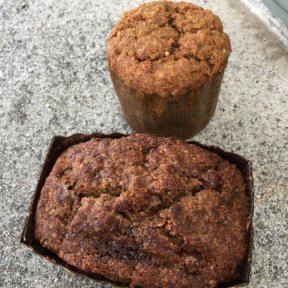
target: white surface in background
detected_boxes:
[240,0,288,45]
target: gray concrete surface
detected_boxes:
[0,0,287,287]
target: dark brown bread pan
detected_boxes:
[21,133,254,288]
[110,70,224,140]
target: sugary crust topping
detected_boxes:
[108,1,231,96]
[35,134,249,288]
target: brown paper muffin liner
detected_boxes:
[110,71,224,139]
[21,133,254,288]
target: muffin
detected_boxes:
[35,134,250,288]
[108,1,231,139]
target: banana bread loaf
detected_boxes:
[108,1,231,138]
[35,134,249,288]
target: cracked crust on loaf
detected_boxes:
[35,134,249,288]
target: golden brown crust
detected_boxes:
[35,134,249,288]
[108,1,231,97]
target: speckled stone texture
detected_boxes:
[0,1,287,288]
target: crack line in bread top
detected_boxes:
[34,134,249,288]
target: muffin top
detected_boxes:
[108,1,231,97]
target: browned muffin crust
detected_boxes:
[108,1,231,97]
[35,134,249,288]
